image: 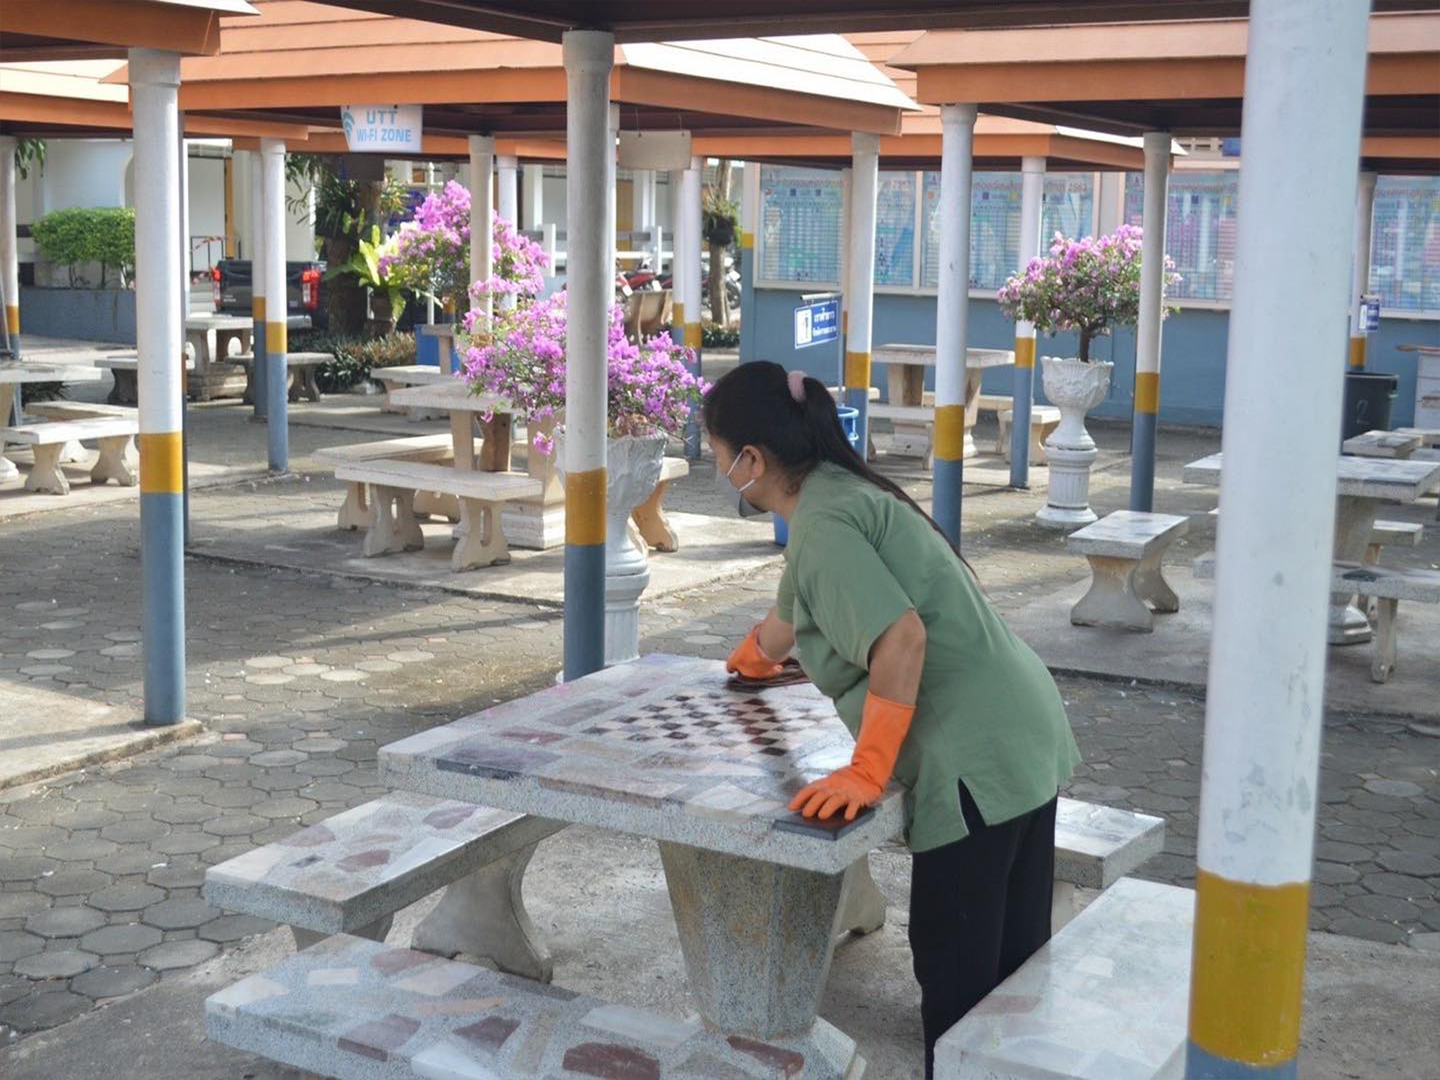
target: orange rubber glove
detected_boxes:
[726,624,786,681]
[789,692,916,821]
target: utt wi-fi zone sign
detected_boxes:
[340,105,424,154]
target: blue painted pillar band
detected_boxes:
[140,491,186,725]
[845,387,870,460]
[563,541,606,680]
[1187,1042,1298,1079]
[932,456,964,545]
[1130,410,1158,512]
[1009,363,1034,489]
[738,239,755,365]
[252,329,269,420]
[266,346,288,472]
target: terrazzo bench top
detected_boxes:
[1184,451,1440,501]
[936,877,1194,1080]
[203,792,563,934]
[378,654,906,875]
[1067,511,1189,559]
[207,932,857,1080]
[1054,798,1165,889]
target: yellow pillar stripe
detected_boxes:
[844,350,871,389]
[1189,869,1308,1066]
[1013,336,1036,370]
[1348,337,1366,369]
[252,295,266,321]
[565,468,607,546]
[138,432,184,495]
[5,306,19,334]
[934,405,967,462]
[684,323,702,349]
[739,230,754,250]
[842,310,849,336]
[1135,371,1161,415]
[672,302,684,327]
[266,321,287,354]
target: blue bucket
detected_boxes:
[773,405,860,547]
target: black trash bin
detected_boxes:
[1341,371,1397,443]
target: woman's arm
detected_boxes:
[866,609,925,704]
[756,606,796,661]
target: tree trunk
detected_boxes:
[707,159,733,328]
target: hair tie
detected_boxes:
[787,369,807,403]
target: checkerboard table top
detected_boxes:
[378,655,905,874]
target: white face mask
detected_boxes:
[722,449,768,519]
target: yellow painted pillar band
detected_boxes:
[1013,336,1036,370]
[138,432,184,495]
[844,350,871,389]
[684,323,702,349]
[672,302,684,327]
[1348,336,1366,369]
[565,468,607,546]
[1189,869,1308,1066]
[252,295,265,321]
[1135,371,1161,415]
[739,231,754,250]
[842,310,848,336]
[934,405,967,463]
[5,306,18,334]
[266,322,287,354]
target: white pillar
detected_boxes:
[128,47,186,725]
[247,150,267,417]
[633,168,656,261]
[932,105,976,542]
[0,135,18,347]
[607,106,620,275]
[469,135,496,320]
[561,29,614,679]
[680,157,703,347]
[1012,155,1046,488]
[260,137,288,471]
[1186,1,1370,1075]
[845,134,880,448]
[497,154,519,225]
[522,163,544,230]
[1129,132,1171,512]
[1348,170,1377,369]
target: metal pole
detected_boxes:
[0,135,19,357]
[846,134,879,452]
[561,29,613,681]
[933,105,976,543]
[249,151,268,420]
[177,116,191,541]
[1348,171,1377,370]
[681,156,703,459]
[469,135,496,322]
[1011,155,1045,489]
[129,48,186,726]
[1187,1,1369,1075]
[260,138,288,472]
[1130,132,1171,512]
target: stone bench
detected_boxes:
[1395,427,1440,449]
[1358,520,1424,615]
[314,434,458,530]
[374,364,457,418]
[207,931,846,1080]
[333,459,543,570]
[997,404,1062,464]
[94,354,194,406]
[935,876,1194,1080]
[1194,554,1440,682]
[204,791,566,980]
[0,416,138,495]
[629,456,690,553]
[238,351,330,404]
[1068,511,1189,632]
[1343,429,1421,459]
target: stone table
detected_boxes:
[379,653,905,1077]
[873,343,1014,460]
[1343,429,1421,459]
[1183,451,1440,644]
[0,362,103,481]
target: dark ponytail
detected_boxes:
[703,361,979,580]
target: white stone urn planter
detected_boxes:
[557,431,667,666]
[1036,356,1113,530]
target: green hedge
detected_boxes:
[31,206,136,288]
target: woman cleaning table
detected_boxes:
[708,361,1080,1078]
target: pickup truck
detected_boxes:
[211,259,327,329]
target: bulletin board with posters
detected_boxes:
[756,165,844,288]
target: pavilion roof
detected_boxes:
[0,0,257,61]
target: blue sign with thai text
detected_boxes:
[794,298,839,350]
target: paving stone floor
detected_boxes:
[1,412,1437,1046]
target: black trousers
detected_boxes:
[908,783,1058,1079]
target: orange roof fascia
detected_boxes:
[690,129,1143,169]
[0,90,306,138]
[613,67,901,137]
[1362,134,1440,161]
[0,0,232,58]
[236,132,566,159]
[177,67,568,111]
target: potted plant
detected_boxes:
[461,291,705,665]
[998,224,1179,528]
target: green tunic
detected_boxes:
[777,463,1079,853]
